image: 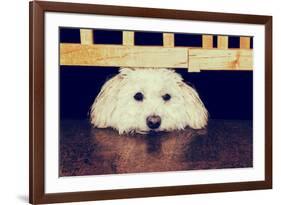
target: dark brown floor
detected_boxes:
[59,119,253,176]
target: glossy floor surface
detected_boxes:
[59,119,252,176]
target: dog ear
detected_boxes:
[90,73,125,128]
[178,82,208,129]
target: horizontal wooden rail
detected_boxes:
[60,44,188,68]
[59,29,253,72]
[60,44,252,72]
[189,49,252,71]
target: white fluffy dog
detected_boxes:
[90,68,208,134]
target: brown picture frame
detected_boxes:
[29,1,272,204]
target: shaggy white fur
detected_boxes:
[90,68,208,134]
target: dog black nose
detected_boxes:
[146,115,161,129]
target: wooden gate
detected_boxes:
[60,29,253,72]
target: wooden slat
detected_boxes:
[163,33,174,47]
[188,48,253,71]
[202,35,213,48]
[240,37,251,49]
[218,36,228,49]
[60,43,253,72]
[123,31,134,46]
[60,44,188,68]
[80,29,93,45]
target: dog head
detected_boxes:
[90,68,208,134]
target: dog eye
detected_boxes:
[162,94,171,101]
[134,92,144,101]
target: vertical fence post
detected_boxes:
[218,36,228,49]
[163,33,175,47]
[202,35,213,48]
[80,29,94,45]
[240,37,251,49]
[123,31,134,46]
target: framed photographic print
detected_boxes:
[29,1,272,204]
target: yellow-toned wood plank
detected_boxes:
[218,36,228,49]
[202,35,213,49]
[80,29,93,45]
[60,43,253,72]
[240,37,251,49]
[123,31,134,46]
[187,48,202,72]
[60,43,188,68]
[188,49,253,72]
[163,33,174,47]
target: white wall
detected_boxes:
[0,0,279,204]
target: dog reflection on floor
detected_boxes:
[90,128,207,174]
